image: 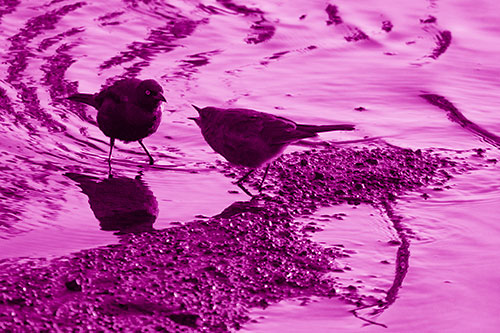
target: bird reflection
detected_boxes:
[65,172,158,234]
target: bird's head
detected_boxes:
[188,105,218,129]
[138,79,166,110]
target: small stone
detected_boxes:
[65,279,82,292]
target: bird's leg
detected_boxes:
[107,137,115,175]
[258,163,271,191]
[138,140,154,165]
[235,169,254,185]
[237,182,255,197]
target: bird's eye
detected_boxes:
[145,90,151,96]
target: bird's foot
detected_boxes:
[107,159,113,178]
[237,183,255,197]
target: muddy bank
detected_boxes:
[0,144,471,331]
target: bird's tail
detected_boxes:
[67,93,97,108]
[297,124,355,133]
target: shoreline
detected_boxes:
[0,144,471,331]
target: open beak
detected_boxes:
[188,116,201,127]
[192,105,202,113]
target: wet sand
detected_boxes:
[0,144,471,331]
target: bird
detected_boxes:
[68,78,166,168]
[189,105,355,194]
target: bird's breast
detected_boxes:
[97,102,162,142]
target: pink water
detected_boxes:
[1,0,499,331]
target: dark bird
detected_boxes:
[189,105,355,194]
[68,78,166,168]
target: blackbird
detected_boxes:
[189,105,355,193]
[68,78,166,167]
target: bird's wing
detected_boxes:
[94,79,141,107]
[94,86,123,108]
[222,109,316,145]
[260,114,317,144]
[218,109,266,143]
[210,110,275,166]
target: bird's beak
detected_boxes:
[192,105,202,114]
[157,93,167,102]
[188,117,201,126]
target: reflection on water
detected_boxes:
[65,172,158,234]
